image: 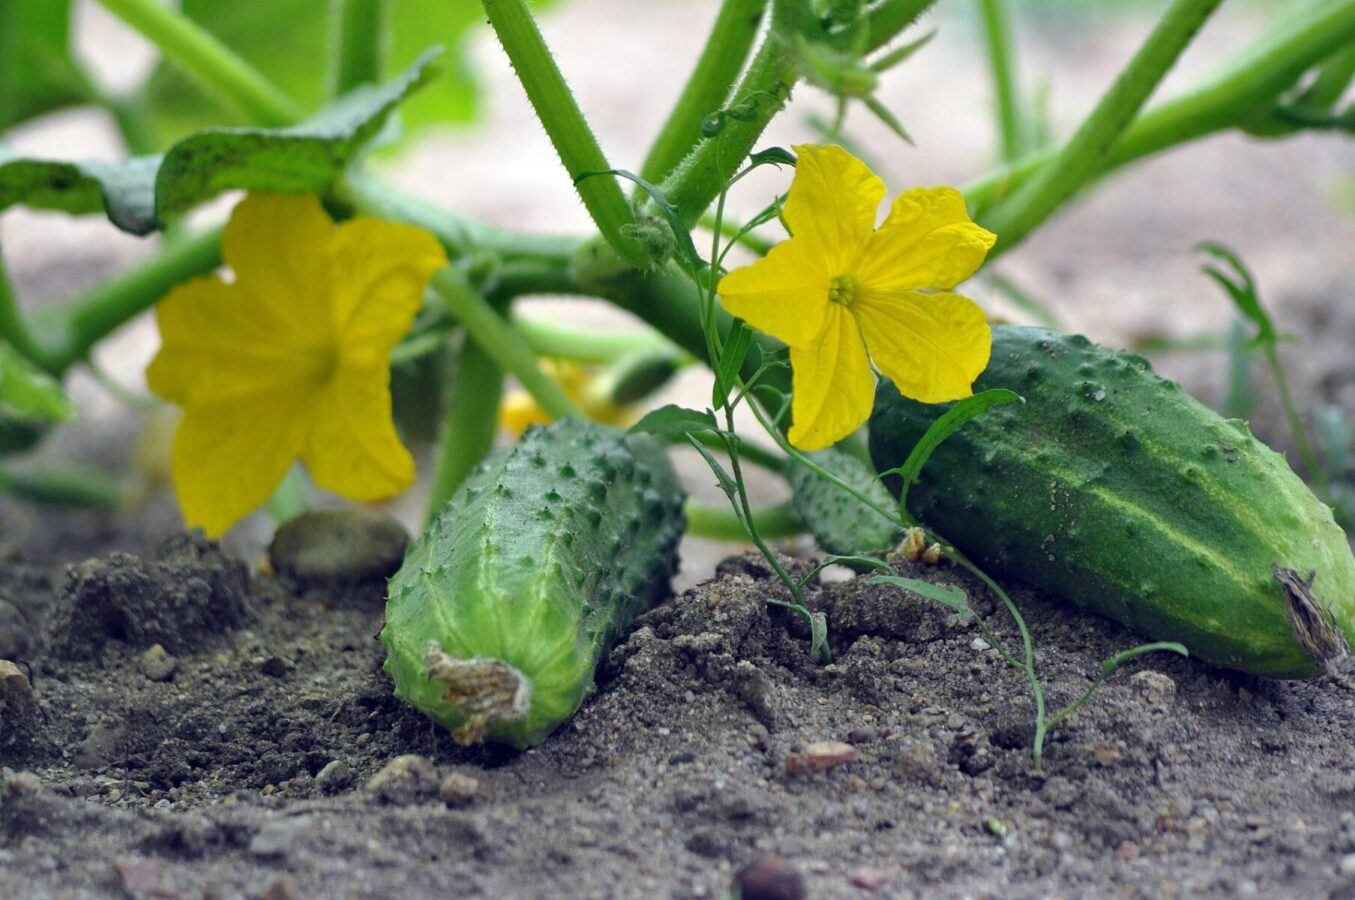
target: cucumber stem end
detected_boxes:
[424,642,532,745]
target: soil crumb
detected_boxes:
[45,532,253,660]
[2,541,1355,899]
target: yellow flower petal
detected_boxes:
[854,289,991,403]
[783,144,886,273]
[170,391,314,537]
[302,366,414,500]
[221,194,336,330]
[854,187,996,291]
[328,217,448,366]
[787,304,875,450]
[147,275,330,407]
[717,237,832,348]
[150,192,442,535]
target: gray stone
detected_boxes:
[269,508,410,583]
[315,759,352,792]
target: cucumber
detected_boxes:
[381,418,685,748]
[869,326,1355,678]
[785,447,901,559]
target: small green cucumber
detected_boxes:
[869,326,1355,678]
[381,418,685,748]
[785,448,901,559]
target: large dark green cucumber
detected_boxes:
[381,418,685,748]
[870,326,1355,678]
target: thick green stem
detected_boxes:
[426,337,504,522]
[512,313,679,364]
[640,0,765,185]
[30,228,223,373]
[337,171,580,263]
[977,0,1025,162]
[966,0,1355,233]
[980,0,1223,256]
[330,0,387,95]
[661,0,805,228]
[431,268,583,421]
[480,0,647,267]
[94,0,302,127]
[685,499,802,541]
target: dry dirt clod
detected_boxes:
[112,855,163,896]
[1129,670,1177,706]
[364,754,440,804]
[732,855,805,900]
[138,644,178,682]
[0,660,44,758]
[785,741,856,775]
[0,600,34,660]
[439,772,480,808]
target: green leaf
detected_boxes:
[0,340,73,455]
[628,404,718,438]
[808,610,831,664]
[713,320,753,408]
[1196,242,1280,348]
[0,342,73,423]
[0,0,89,131]
[868,574,970,619]
[0,51,440,234]
[880,388,1023,513]
[141,0,556,149]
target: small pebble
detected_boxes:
[365,754,440,804]
[1340,854,1355,878]
[732,855,805,900]
[969,638,991,652]
[262,873,299,900]
[315,760,352,792]
[848,867,887,892]
[138,644,179,682]
[112,855,162,894]
[0,659,32,700]
[1115,840,1140,861]
[1129,670,1176,706]
[439,772,479,807]
[785,741,856,775]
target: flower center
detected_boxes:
[829,274,861,308]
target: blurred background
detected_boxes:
[2,0,1352,584]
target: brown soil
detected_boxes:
[3,537,1354,899]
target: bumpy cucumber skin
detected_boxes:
[786,448,901,558]
[870,326,1355,677]
[381,419,685,747]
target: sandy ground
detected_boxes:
[2,2,1355,897]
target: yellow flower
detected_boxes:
[717,144,996,450]
[146,193,447,536]
[498,360,635,438]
